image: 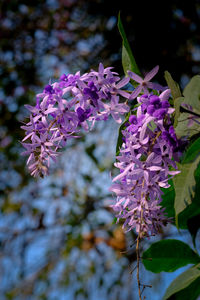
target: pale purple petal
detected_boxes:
[111,112,122,123]
[168,170,181,175]
[116,77,130,89]
[113,163,134,182]
[144,170,149,184]
[129,85,142,100]
[159,89,171,101]
[118,90,130,98]
[167,108,175,114]
[147,82,166,91]
[147,166,163,171]
[99,63,104,74]
[146,152,155,164]
[144,65,159,81]
[24,105,38,113]
[127,71,143,83]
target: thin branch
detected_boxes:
[136,235,142,300]
[180,106,200,118]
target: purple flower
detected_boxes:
[149,95,160,106]
[110,91,180,237]
[128,66,166,100]
[21,63,131,176]
[127,114,145,133]
[162,126,178,149]
[44,84,54,94]
[76,107,91,123]
[83,81,99,107]
[59,74,68,81]
[153,108,167,119]
[138,89,173,120]
[161,100,170,109]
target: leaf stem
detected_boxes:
[180,106,200,118]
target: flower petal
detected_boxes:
[129,85,142,100]
[113,163,134,182]
[116,77,130,89]
[127,71,143,83]
[159,89,171,101]
[147,166,163,171]
[118,90,130,98]
[144,65,159,81]
[147,82,166,91]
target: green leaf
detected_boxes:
[168,276,200,300]
[182,137,200,163]
[118,12,141,76]
[161,140,200,231]
[142,239,200,273]
[173,97,185,128]
[175,76,200,138]
[115,113,130,156]
[161,156,200,241]
[164,71,182,100]
[177,163,200,242]
[175,112,200,139]
[112,217,118,225]
[173,156,200,217]
[160,179,175,219]
[183,75,200,112]
[163,263,200,300]
[187,214,200,248]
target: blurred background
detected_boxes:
[0,1,200,299]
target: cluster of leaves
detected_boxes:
[118,14,200,299]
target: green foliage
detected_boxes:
[116,14,141,157]
[175,76,200,138]
[143,74,200,299]
[177,162,200,246]
[173,157,200,218]
[163,263,200,300]
[164,71,182,100]
[173,97,184,127]
[115,112,130,156]
[169,276,200,300]
[161,138,200,238]
[118,12,141,77]
[181,137,200,163]
[182,75,200,112]
[187,214,200,248]
[173,137,200,220]
[160,179,175,219]
[175,111,200,139]
[161,163,200,246]
[142,240,200,273]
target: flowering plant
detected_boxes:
[21,13,200,300]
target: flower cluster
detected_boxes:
[110,89,180,237]
[21,62,181,237]
[21,63,130,176]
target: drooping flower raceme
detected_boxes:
[21,63,181,238]
[110,89,180,237]
[21,63,130,177]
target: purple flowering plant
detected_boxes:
[21,13,200,300]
